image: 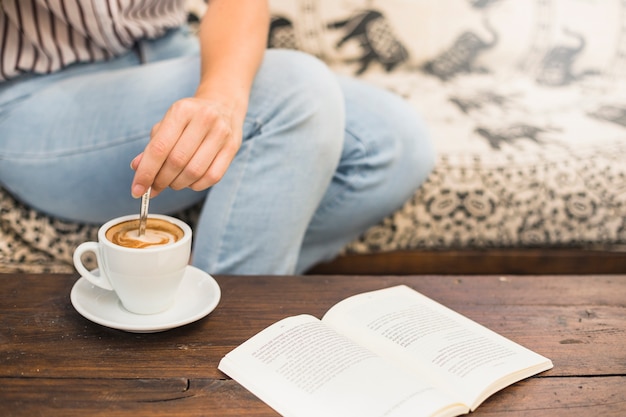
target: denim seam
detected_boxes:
[310,126,368,220]
[211,119,261,270]
[0,131,149,160]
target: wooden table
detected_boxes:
[1,273,625,416]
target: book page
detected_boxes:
[322,286,553,410]
[219,314,468,417]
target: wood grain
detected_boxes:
[307,249,626,275]
[1,273,625,416]
[2,377,625,417]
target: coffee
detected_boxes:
[106,218,184,249]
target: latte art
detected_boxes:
[106,218,184,249]
[115,229,176,248]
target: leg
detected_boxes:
[295,76,436,273]
[190,50,345,274]
[0,29,206,223]
[0,42,346,274]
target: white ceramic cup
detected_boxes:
[73,214,192,315]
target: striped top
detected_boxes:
[0,0,187,82]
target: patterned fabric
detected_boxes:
[268,0,626,79]
[1,0,625,273]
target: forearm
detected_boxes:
[194,0,269,116]
[130,1,270,198]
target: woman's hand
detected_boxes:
[130,0,268,199]
[130,95,242,198]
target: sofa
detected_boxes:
[2,0,626,275]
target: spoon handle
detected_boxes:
[138,187,151,236]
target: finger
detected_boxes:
[169,117,233,190]
[130,152,144,171]
[188,149,234,191]
[131,108,187,198]
[151,112,215,193]
[188,130,241,191]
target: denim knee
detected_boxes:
[337,75,435,193]
[247,49,346,172]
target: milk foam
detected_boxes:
[118,229,176,248]
[106,218,184,249]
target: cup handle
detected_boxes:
[73,242,114,291]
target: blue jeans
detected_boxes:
[0,28,435,274]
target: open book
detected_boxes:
[218,285,553,417]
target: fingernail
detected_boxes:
[132,184,145,199]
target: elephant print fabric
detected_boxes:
[267,7,409,75]
[422,20,499,81]
[326,10,409,74]
[535,28,599,86]
[268,16,299,50]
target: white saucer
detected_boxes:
[70,265,221,333]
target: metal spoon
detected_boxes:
[138,187,151,237]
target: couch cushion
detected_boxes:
[266,0,626,255]
[340,69,626,254]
